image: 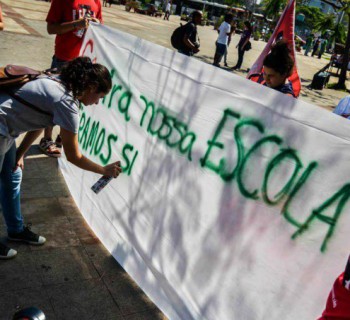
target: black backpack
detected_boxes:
[171,24,185,50]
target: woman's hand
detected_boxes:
[14,155,24,172]
[103,161,122,178]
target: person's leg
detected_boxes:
[224,44,229,66]
[311,47,317,57]
[234,47,244,69]
[213,43,220,66]
[2,144,46,245]
[43,127,53,140]
[0,144,17,259]
[214,43,226,66]
[0,143,23,235]
[39,56,66,157]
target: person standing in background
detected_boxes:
[178,11,202,56]
[318,37,328,59]
[311,36,321,57]
[304,33,313,56]
[164,1,171,20]
[232,20,252,70]
[224,20,236,67]
[213,13,233,67]
[42,0,103,158]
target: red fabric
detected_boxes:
[319,273,350,320]
[247,0,301,97]
[46,0,103,61]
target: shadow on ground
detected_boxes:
[0,151,166,320]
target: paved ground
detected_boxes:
[0,0,349,319]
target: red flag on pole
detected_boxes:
[247,0,301,97]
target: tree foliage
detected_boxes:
[224,0,244,8]
[320,0,350,89]
[296,5,325,28]
[261,0,287,20]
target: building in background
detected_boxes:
[307,0,336,14]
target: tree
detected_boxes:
[321,0,350,89]
[332,21,346,44]
[296,5,326,29]
[224,0,245,8]
[261,0,287,20]
[313,13,335,34]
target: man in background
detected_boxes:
[213,13,233,67]
[164,1,171,20]
[179,11,202,56]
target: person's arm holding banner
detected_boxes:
[46,0,102,36]
[47,18,91,35]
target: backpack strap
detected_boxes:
[6,89,52,117]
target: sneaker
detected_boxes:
[8,224,46,245]
[0,242,17,259]
[39,138,61,158]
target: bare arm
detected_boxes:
[15,129,44,170]
[241,34,251,50]
[47,18,89,35]
[60,128,122,177]
[183,35,199,53]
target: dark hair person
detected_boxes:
[232,20,252,70]
[263,41,296,97]
[0,56,122,259]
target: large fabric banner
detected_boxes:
[248,0,301,97]
[59,23,350,320]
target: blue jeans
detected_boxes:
[51,55,67,71]
[0,142,23,234]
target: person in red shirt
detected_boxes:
[42,0,103,157]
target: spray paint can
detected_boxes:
[91,176,113,194]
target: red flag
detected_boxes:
[318,273,350,320]
[247,0,301,97]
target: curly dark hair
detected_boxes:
[244,21,252,33]
[263,41,294,77]
[60,57,112,99]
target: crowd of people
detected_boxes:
[304,34,329,59]
[174,11,296,97]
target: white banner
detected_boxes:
[59,24,350,320]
